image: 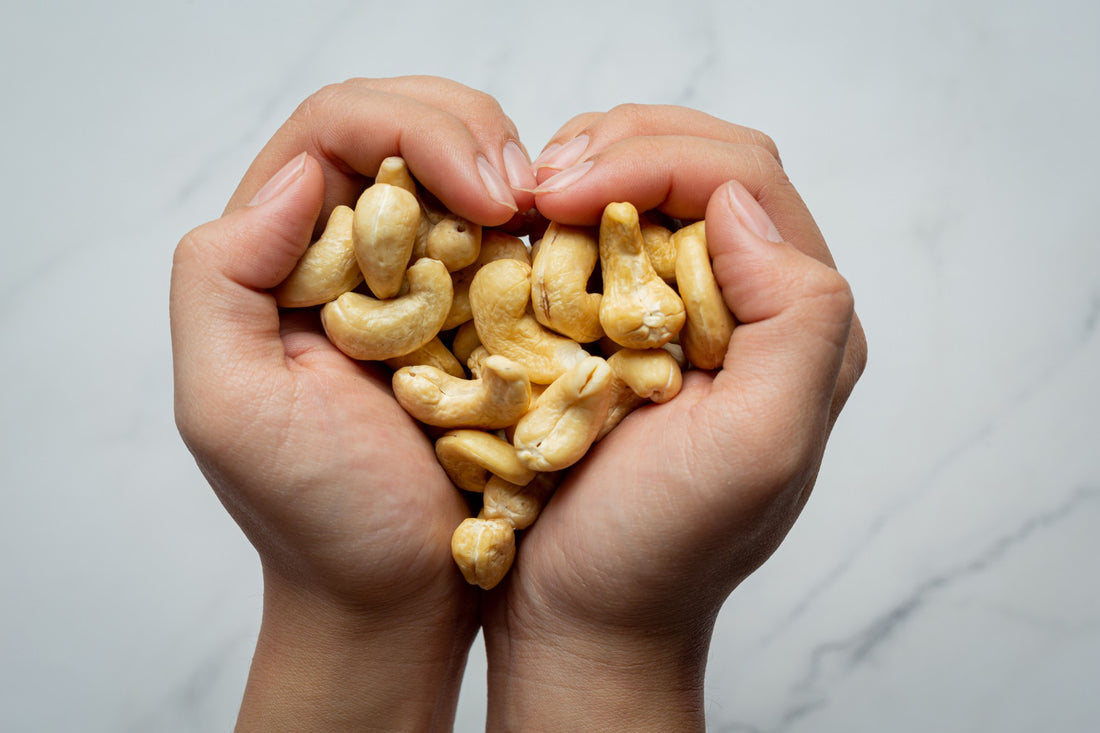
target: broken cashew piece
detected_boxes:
[530,222,604,343]
[598,202,686,349]
[435,429,536,492]
[272,205,361,307]
[451,517,515,590]
[353,182,421,299]
[392,354,531,429]
[673,220,736,370]
[513,355,613,472]
[320,257,452,361]
[470,258,589,384]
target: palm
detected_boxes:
[214,325,473,607]
[499,371,787,629]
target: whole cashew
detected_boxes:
[469,258,589,384]
[598,202,686,349]
[673,220,736,370]
[353,182,421,299]
[443,229,532,332]
[374,155,418,195]
[392,354,531,429]
[530,222,604,343]
[480,471,561,530]
[641,218,678,283]
[272,205,361,308]
[435,429,537,492]
[320,257,453,361]
[384,336,465,378]
[513,355,613,472]
[427,214,482,272]
[596,347,683,439]
[451,517,515,590]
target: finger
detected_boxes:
[532,104,779,180]
[346,76,539,205]
[534,135,834,267]
[171,152,324,400]
[697,181,854,473]
[224,79,523,226]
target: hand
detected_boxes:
[169,76,537,732]
[481,105,867,731]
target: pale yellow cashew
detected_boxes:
[513,355,613,472]
[442,229,532,332]
[469,258,589,384]
[320,258,452,361]
[435,429,537,492]
[673,220,736,370]
[392,354,531,429]
[353,182,421,299]
[598,202,686,349]
[596,348,683,439]
[384,336,465,378]
[374,156,418,195]
[530,222,604,343]
[607,347,683,404]
[426,214,482,272]
[451,321,482,368]
[480,472,561,530]
[272,205,361,308]
[641,218,677,283]
[451,517,515,590]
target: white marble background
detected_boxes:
[2,0,1097,730]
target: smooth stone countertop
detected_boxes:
[2,1,1097,730]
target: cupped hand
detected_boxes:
[481,107,866,728]
[172,76,537,613]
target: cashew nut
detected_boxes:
[513,355,613,472]
[469,258,589,384]
[451,320,482,367]
[435,429,536,492]
[353,182,421,299]
[641,218,677,283]
[673,220,735,370]
[392,354,531,429]
[320,257,452,361]
[595,348,682,440]
[384,336,465,379]
[451,517,514,589]
[480,471,561,530]
[530,222,604,343]
[427,214,482,272]
[374,156,418,195]
[598,202,685,349]
[272,205,361,308]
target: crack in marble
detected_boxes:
[717,485,1098,733]
[757,299,1100,650]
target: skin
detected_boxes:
[169,78,867,732]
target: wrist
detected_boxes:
[484,613,713,732]
[236,568,478,732]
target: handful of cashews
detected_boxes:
[273,156,737,589]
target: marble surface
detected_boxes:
[2,0,1098,730]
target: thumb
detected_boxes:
[701,180,854,455]
[170,152,325,384]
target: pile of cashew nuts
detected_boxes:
[272,157,735,589]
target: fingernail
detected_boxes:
[502,141,537,192]
[248,152,308,207]
[532,135,589,172]
[725,182,783,243]
[477,155,518,212]
[533,160,594,194]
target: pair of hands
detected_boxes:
[170,76,865,731]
